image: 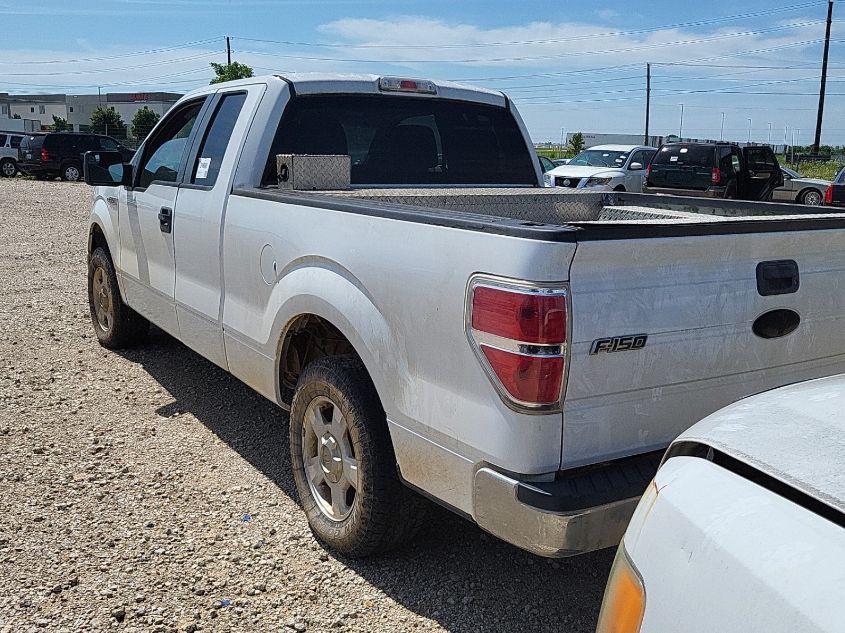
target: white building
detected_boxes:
[0,91,182,134]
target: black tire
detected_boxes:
[798,188,823,206]
[0,158,17,178]
[723,180,738,199]
[34,172,50,180]
[613,185,626,192]
[88,247,149,349]
[290,355,427,557]
[61,161,82,182]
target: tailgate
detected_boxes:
[562,227,845,467]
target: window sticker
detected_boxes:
[679,148,688,153]
[670,155,679,162]
[196,157,212,179]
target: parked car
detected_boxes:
[538,155,555,173]
[543,144,656,192]
[83,74,845,559]
[826,166,845,206]
[773,166,829,206]
[597,376,845,633]
[0,131,25,177]
[18,132,134,181]
[644,142,783,201]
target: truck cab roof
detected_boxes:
[184,73,509,108]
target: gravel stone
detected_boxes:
[0,179,613,631]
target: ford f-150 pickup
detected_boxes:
[83,74,845,558]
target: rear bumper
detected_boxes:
[472,451,661,557]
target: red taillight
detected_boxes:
[471,286,566,344]
[41,148,49,161]
[645,164,651,179]
[469,280,568,409]
[480,347,564,404]
[711,167,721,184]
[825,184,834,205]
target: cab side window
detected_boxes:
[10,135,22,149]
[137,99,205,189]
[190,92,247,187]
[100,137,119,151]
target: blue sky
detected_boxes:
[2,0,843,145]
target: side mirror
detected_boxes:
[629,162,644,171]
[84,150,132,187]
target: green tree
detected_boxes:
[89,107,127,139]
[210,61,254,84]
[131,108,161,142]
[12,113,21,119]
[51,115,71,132]
[568,132,585,155]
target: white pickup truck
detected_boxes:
[83,74,845,558]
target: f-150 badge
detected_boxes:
[590,334,648,355]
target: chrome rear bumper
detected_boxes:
[472,452,661,557]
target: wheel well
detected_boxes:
[613,184,626,191]
[797,187,820,201]
[279,314,358,405]
[89,224,109,256]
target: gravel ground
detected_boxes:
[0,179,613,633]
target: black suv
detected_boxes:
[643,142,783,201]
[18,132,134,181]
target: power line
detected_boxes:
[230,3,826,50]
[0,51,221,76]
[232,22,826,65]
[0,38,220,65]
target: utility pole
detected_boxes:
[644,63,651,145]
[226,36,232,66]
[768,122,772,146]
[747,118,752,144]
[720,112,725,141]
[679,103,684,139]
[814,0,833,153]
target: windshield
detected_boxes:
[653,144,714,167]
[262,94,536,186]
[568,149,628,167]
[782,167,800,179]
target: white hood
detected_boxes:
[547,165,622,179]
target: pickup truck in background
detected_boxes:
[644,141,784,200]
[83,74,845,558]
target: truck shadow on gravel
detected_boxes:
[118,327,614,633]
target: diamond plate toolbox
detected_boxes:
[276,154,351,191]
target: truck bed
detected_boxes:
[249,186,845,237]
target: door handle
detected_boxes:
[158,207,173,234]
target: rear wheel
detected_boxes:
[290,355,427,557]
[88,247,149,348]
[0,159,17,177]
[799,188,823,206]
[61,161,82,182]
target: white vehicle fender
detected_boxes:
[265,261,408,413]
[88,190,120,267]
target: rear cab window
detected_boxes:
[653,145,715,167]
[262,94,536,186]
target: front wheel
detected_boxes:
[88,247,149,348]
[61,162,82,181]
[799,188,823,206]
[0,159,17,177]
[290,355,427,557]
